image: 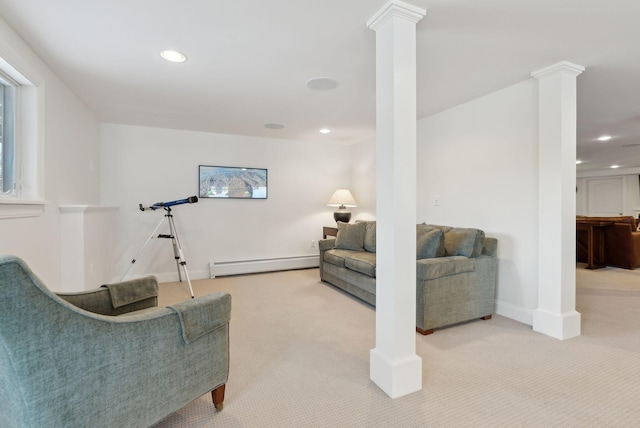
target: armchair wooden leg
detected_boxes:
[212,384,226,411]
[481,315,492,320]
[416,327,434,335]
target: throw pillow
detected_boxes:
[335,222,366,251]
[356,220,377,253]
[443,228,484,257]
[416,224,445,259]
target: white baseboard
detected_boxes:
[495,300,533,326]
[209,255,319,278]
[117,256,319,284]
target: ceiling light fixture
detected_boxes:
[597,135,612,141]
[610,165,620,169]
[160,49,187,63]
[319,128,331,134]
[576,160,583,164]
[264,123,285,129]
[307,77,339,91]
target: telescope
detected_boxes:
[140,196,198,211]
[124,195,199,298]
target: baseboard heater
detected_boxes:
[209,255,319,278]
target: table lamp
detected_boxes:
[327,189,358,223]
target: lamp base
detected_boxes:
[333,210,352,223]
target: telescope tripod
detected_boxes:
[121,206,194,298]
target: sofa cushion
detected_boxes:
[335,222,366,251]
[323,249,355,268]
[344,252,377,278]
[356,220,377,253]
[416,224,445,259]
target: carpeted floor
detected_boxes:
[152,264,640,427]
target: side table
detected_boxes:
[323,226,338,239]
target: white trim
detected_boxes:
[367,0,426,30]
[121,256,321,284]
[577,166,640,178]
[0,200,45,219]
[531,61,585,79]
[209,255,319,278]
[495,299,533,326]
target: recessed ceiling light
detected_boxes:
[610,165,620,169]
[319,128,331,134]
[160,49,187,63]
[597,135,612,141]
[576,160,583,164]
[264,123,285,129]
[307,77,339,91]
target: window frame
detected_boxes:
[0,69,18,196]
[0,51,45,218]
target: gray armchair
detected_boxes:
[0,256,231,428]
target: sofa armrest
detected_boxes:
[603,223,636,268]
[57,276,158,316]
[631,232,640,267]
[318,238,336,281]
[169,292,232,344]
[416,254,497,332]
[416,256,475,281]
[319,238,336,251]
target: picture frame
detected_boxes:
[198,165,268,199]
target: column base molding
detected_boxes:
[533,308,581,340]
[370,348,422,398]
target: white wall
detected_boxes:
[351,79,540,324]
[577,171,640,217]
[0,17,101,290]
[350,136,376,221]
[101,124,351,282]
[418,80,539,322]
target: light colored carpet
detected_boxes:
[152,264,640,427]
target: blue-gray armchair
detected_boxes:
[0,256,231,428]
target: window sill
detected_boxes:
[0,199,46,219]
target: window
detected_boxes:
[0,72,16,196]
[0,51,44,217]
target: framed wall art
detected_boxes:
[198,165,268,199]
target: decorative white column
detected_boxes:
[531,61,585,340]
[367,0,426,398]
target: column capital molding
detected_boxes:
[531,61,585,79]
[367,0,426,31]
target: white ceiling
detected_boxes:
[1,0,640,172]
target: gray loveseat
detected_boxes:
[319,221,498,334]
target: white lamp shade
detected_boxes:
[327,189,358,207]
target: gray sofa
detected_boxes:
[319,221,498,334]
[0,255,231,428]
